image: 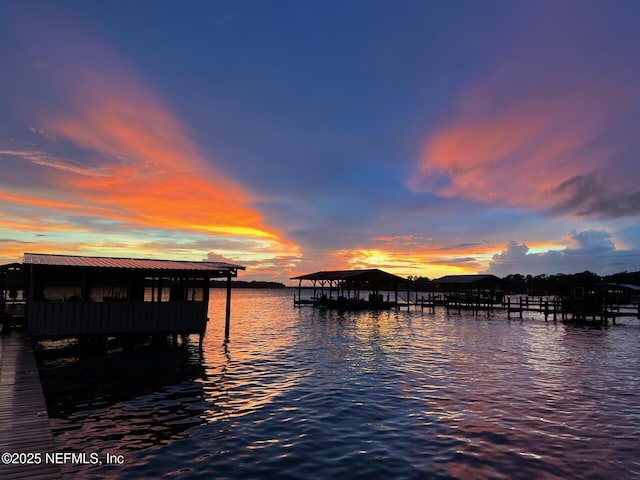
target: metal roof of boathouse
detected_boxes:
[291,268,407,284]
[23,253,245,274]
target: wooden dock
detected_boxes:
[399,294,640,323]
[297,290,640,324]
[0,329,61,479]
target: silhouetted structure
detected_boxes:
[559,282,640,321]
[430,274,504,303]
[2,253,245,342]
[0,263,24,323]
[291,269,407,310]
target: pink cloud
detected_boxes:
[409,6,640,219]
[411,81,634,212]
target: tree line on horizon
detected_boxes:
[210,270,640,292]
[210,279,286,289]
[408,270,640,294]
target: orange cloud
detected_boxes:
[324,236,565,279]
[410,73,637,215]
[330,247,482,279]
[1,191,84,212]
[0,17,299,264]
[410,82,622,208]
[43,74,286,243]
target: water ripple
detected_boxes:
[36,290,640,479]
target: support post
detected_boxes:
[544,299,549,322]
[519,296,523,319]
[225,274,232,341]
[395,284,399,310]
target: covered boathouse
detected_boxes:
[4,253,245,341]
[291,268,408,310]
[430,274,504,303]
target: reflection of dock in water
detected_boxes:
[36,337,205,419]
[35,337,207,477]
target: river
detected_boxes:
[36,289,640,479]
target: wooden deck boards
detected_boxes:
[0,330,61,479]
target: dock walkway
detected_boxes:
[297,291,640,323]
[403,294,640,323]
[0,329,61,479]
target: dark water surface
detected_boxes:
[37,289,640,479]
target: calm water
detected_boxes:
[36,289,640,479]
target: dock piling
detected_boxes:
[224,275,231,341]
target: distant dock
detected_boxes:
[291,270,640,324]
[395,293,640,324]
[292,268,407,311]
[296,291,639,323]
[0,330,60,479]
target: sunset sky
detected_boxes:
[1,0,640,283]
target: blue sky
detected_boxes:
[1,0,640,282]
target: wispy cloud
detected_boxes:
[327,237,493,278]
[0,11,299,266]
[321,233,570,279]
[44,74,286,240]
[409,4,640,219]
[207,250,300,280]
[1,149,106,176]
[410,80,638,216]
